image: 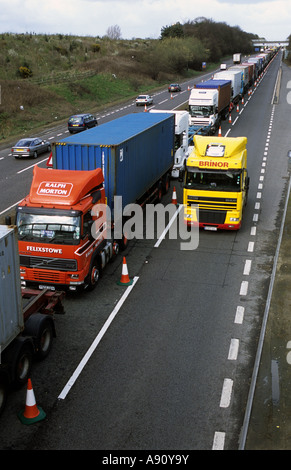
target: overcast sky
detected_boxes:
[0,0,289,42]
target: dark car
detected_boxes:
[68,113,98,133]
[168,83,181,92]
[12,137,51,159]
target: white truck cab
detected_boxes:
[150,109,189,178]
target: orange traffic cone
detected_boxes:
[144,104,147,112]
[117,257,133,286]
[46,152,53,168]
[242,97,244,105]
[18,378,46,425]
[218,126,222,137]
[172,186,177,205]
[228,113,232,124]
[171,93,173,99]
[237,104,239,113]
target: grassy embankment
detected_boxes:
[0,33,220,143]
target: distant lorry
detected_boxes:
[180,135,249,230]
[16,113,175,292]
[228,64,251,94]
[0,225,64,415]
[233,53,242,64]
[150,109,189,178]
[241,62,255,87]
[247,57,261,80]
[188,79,231,134]
[213,69,243,102]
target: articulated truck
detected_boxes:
[16,113,175,291]
[213,69,244,102]
[188,79,231,134]
[181,135,249,231]
[0,225,64,415]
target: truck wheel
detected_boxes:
[13,341,33,388]
[24,313,55,360]
[2,337,33,389]
[37,319,54,360]
[0,374,9,416]
[85,259,101,291]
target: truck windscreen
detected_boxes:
[17,212,81,245]
[189,105,213,118]
[185,169,242,192]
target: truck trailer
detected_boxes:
[228,64,251,95]
[149,109,189,178]
[16,113,175,292]
[0,225,64,415]
[213,70,243,103]
[233,53,242,64]
[180,135,249,230]
[188,79,231,134]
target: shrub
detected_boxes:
[18,65,33,78]
[91,43,101,53]
[53,45,68,56]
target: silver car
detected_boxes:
[135,94,153,106]
[12,137,51,159]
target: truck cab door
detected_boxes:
[243,170,250,206]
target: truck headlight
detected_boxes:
[230,217,239,222]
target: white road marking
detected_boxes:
[58,276,139,400]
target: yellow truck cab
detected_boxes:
[182,135,249,230]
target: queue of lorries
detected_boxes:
[188,48,278,135]
[0,47,280,417]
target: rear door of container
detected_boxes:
[0,227,23,352]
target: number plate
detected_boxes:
[204,226,217,231]
[39,284,56,291]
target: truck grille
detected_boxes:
[192,120,209,126]
[30,271,66,283]
[188,195,237,211]
[20,255,77,272]
[199,210,226,225]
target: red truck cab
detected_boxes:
[16,166,114,291]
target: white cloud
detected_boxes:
[0,0,289,40]
[216,0,273,3]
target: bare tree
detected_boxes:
[106,25,122,40]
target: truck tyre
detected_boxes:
[3,337,34,389]
[0,373,9,416]
[24,313,55,360]
[85,258,101,291]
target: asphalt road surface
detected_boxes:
[0,51,290,452]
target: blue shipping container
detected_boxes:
[52,113,175,211]
[195,79,231,89]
